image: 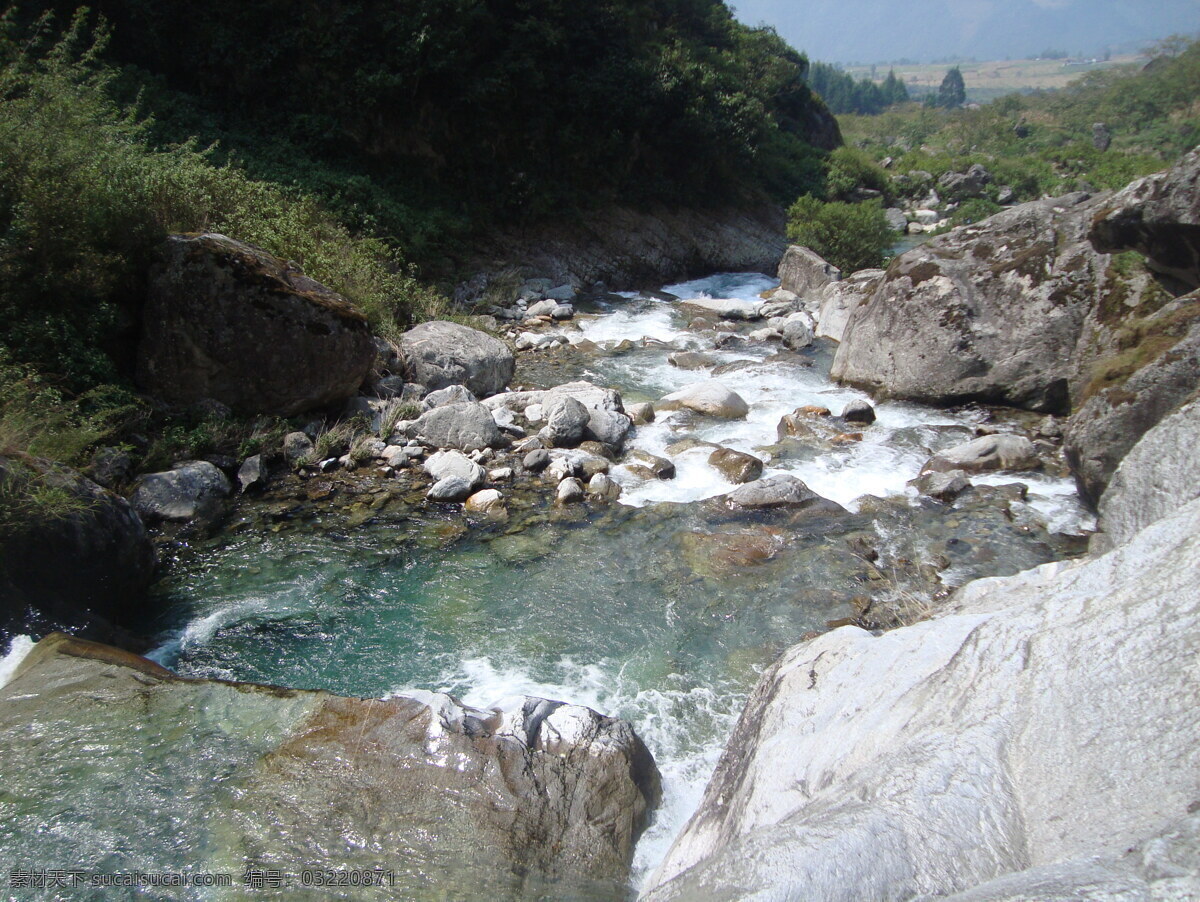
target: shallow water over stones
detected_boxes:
[15,273,1093,900]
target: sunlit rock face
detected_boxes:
[0,634,660,900]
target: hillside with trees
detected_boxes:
[806,62,908,114]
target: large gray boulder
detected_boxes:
[777,245,841,297]
[1089,145,1200,292]
[411,402,503,451]
[831,194,1107,412]
[659,381,749,419]
[643,495,1200,902]
[137,234,376,416]
[1,634,661,899]
[1095,397,1200,550]
[539,395,591,448]
[815,268,885,342]
[722,475,845,512]
[131,461,232,522]
[0,460,156,641]
[397,321,515,398]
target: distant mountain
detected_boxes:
[732,0,1200,63]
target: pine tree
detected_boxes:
[937,66,966,108]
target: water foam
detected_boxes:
[0,634,35,688]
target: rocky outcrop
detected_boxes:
[2,634,661,898]
[1089,146,1200,292]
[456,205,789,301]
[138,233,377,416]
[643,492,1200,901]
[0,460,156,643]
[831,194,1107,412]
[397,321,515,398]
[777,245,841,297]
[1094,396,1200,550]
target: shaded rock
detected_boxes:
[137,234,376,416]
[781,313,814,350]
[523,449,551,473]
[0,460,156,642]
[85,446,133,490]
[422,384,478,409]
[427,476,475,501]
[585,408,634,450]
[778,245,841,296]
[707,448,764,484]
[922,435,1039,475]
[412,402,503,452]
[831,194,1107,412]
[625,450,675,480]
[540,395,590,448]
[236,455,268,493]
[642,496,1200,902]
[659,381,749,419]
[398,321,515,398]
[910,469,971,502]
[131,461,232,522]
[1088,146,1200,292]
[938,163,991,199]
[2,634,660,896]
[841,399,877,424]
[723,475,845,513]
[1095,397,1200,551]
[815,268,885,342]
[885,207,908,232]
[1092,121,1112,152]
[668,351,718,370]
[556,477,585,504]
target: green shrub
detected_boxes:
[786,196,893,274]
[824,146,889,200]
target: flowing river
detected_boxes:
[1,272,1094,897]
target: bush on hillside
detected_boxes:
[786,196,893,274]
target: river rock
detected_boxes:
[841,399,877,424]
[427,475,475,501]
[668,351,718,370]
[131,461,232,522]
[831,194,1108,412]
[585,408,634,450]
[397,321,515,398]
[885,207,908,232]
[540,395,591,448]
[556,477,585,504]
[627,402,655,425]
[642,494,1200,902]
[525,299,558,318]
[0,460,156,642]
[938,163,991,199]
[624,450,675,480]
[586,473,622,502]
[422,384,478,409]
[1095,396,1200,551]
[412,402,503,452]
[922,434,1039,475]
[678,297,763,321]
[707,448,763,484]
[423,450,486,489]
[137,234,376,416]
[2,634,661,897]
[778,245,841,296]
[723,475,844,513]
[659,381,749,419]
[780,313,814,350]
[910,469,971,503]
[1089,145,1200,291]
[464,489,505,515]
[546,457,581,482]
[236,455,268,493]
[522,449,551,473]
[815,268,884,342]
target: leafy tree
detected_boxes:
[937,67,966,108]
[786,195,892,273]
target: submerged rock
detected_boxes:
[707,447,764,484]
[1,634,661,898]
[642,493,1200,902]
[922,434,1039,475]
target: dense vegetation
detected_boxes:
[12,0,838,259]
[807,63,909,115]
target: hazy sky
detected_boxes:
[731,0,1200,63]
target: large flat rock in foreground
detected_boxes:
[0,635,660,899]
[642,494,1200,900]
